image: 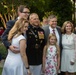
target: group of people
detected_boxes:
[1,4,76,75]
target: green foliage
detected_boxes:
[0,0,26,14]
[0,0,73,27]
[43,0,72,26]
[0,43,7,59]
[51,0,72,26]
[26,0,72,27]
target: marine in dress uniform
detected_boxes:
[26,24,45,65]
[26,24,45,75]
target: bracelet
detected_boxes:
[26,66,29,69]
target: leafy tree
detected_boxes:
[25,0,73,26]
[0,0,25,28]
[48,0,72,26]
[0,0,73,28]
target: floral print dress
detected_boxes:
[45,45,57,75]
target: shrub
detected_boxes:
[0,43,7,59]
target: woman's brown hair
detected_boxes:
[61,21,74,34]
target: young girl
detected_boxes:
[42,33,60,75]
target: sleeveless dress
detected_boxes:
[61,33,76,72]
[2,35,27,75]
[45,45,57,75]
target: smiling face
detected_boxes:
[62,21,74,34]
[21,22,29,33]
[49,17,57,29]
[20,8,30,19]
[18,5,30,19]
[65,23,72,33]
[49,36,57,45]
[29,13,40,27]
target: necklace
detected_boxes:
[66,35,69,39]
[65,34,72,43]
[66,35,70,43]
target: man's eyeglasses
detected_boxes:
[22,12,30,14]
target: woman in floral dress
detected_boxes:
[42,33,60,75]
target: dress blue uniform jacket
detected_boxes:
[1,20,16,49]
[26,25,45,65]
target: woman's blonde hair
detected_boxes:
[8,18,28,41]
[61,21,74,34]
[46,33,59,54]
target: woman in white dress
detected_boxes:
[2,18,31,75]
[61,21,76,75]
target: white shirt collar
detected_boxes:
[49,26,56,31]
[49,26,60,45]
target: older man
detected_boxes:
[26,13,45,75]
[42,14,62,75]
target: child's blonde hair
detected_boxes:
[46,33,60,54]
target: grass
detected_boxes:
[0,39,7,59]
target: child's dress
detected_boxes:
[45,45,57,75]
